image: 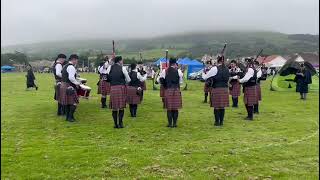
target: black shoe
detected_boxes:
[36,86,38,90]
[114,124,119,128]
[244,117,253,120]
[118,124,124,128]
[167,124,172,128]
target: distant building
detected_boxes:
[287,52,319,67]
[257,55,287,68]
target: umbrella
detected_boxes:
[279,61,317,76]
[278,61,301,76]
[303,61,317,76]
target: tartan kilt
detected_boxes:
[97,80,110,95]
[141,81,147,90]
[165,88,182,110]
[210,87,229,108]
[243,86,257,106]
[54,82,61,101]
[160,85,165,97]
[256,84,262,101]
[204,84,211,93]
[59,82,79,105]
[109,85,127,110]
[229,81,241,97]
[127,86,141,105]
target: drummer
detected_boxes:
[60,54,80,122]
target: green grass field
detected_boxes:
[1,73,319,179]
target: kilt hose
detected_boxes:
[165,88,182,110]
[127,86,141,105]
[160,85,165,97]
[243,86,257,106]
[59,82,79,105]
[54,82,61,101]
[109,85,127,110]
[210,87,229,109]
[229,81,241,97]
[256,84,262,101]
[204,84,211,93]
[141,81,147,90]
[97,80,110,96]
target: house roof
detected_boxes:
[256,55,278,64]
[286,52,319,65]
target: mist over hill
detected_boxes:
[1,31,319,61]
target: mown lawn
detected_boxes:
[1,73,319,179]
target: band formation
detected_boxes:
[51,50,278,129]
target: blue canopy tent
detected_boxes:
[1,65,15,72]
[153,57,169,66]
[177,58,204,78]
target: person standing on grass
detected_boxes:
[97,56,111,108]
[158,58,183,128]
[229,60,242,108]
[127,63,147,117]
[26,64,38,90]
[60,54,80,122]
[203,60,213,103]
[53,54,67,116]
[137,62,147,102]
[106,56,131,128]
[239,58,257,120]
[253,61,267,114]
[294,63,312,100]
[202,56,230,126]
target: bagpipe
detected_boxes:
[138,51,147,76]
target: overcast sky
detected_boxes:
[1,0,319,46]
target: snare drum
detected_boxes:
[77,84,91,98]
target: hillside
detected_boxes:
[1,31,319,61]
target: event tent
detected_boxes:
[1,65,15,72]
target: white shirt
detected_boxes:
[99,61,110,74]
[239,68,254,83]
[256,68,262,79]
[55,63,63,78]
[106,63,131,83]
[202,66,218,80]
[157,67,184,84]
[132,69,147,82]
[66,65,80,85]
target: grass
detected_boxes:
[271,75,319,92]
[1,73,319,179]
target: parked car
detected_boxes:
[189,69,203,80]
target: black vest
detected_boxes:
[53,62,62,81]
[212,65,230,88]
[243,68,257,87]
[109,64,126,86]
[229,68,240,83]
[129,71,141,87]
[165,67,179,89]
[62,63,76,85]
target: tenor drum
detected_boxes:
[77,84,91,98]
